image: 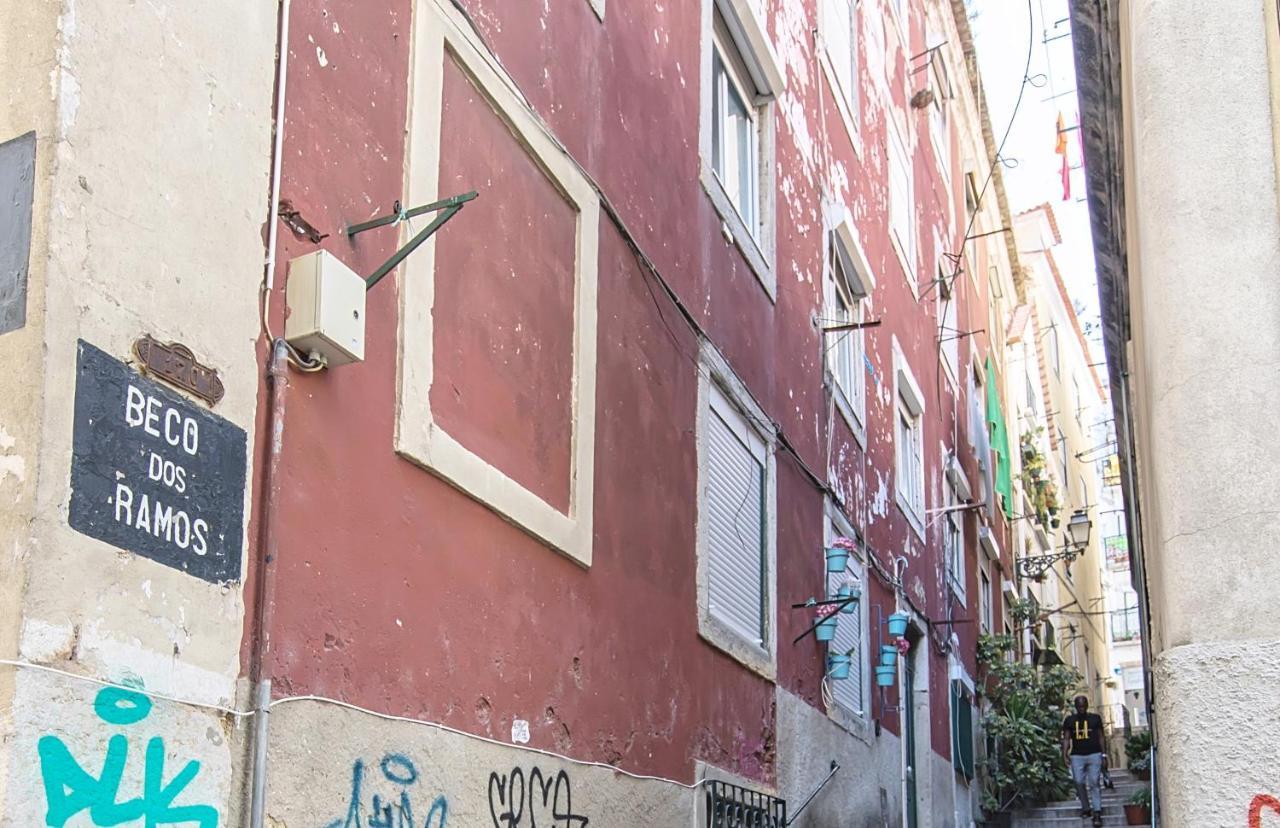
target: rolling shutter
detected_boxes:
[827,558,864,714]
[706,398,766,645]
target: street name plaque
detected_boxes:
[68,340,247,583]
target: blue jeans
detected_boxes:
[1071,753,1104,812]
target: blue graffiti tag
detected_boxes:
[327,753,448,828]
[37,686,219,827]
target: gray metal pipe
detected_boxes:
[248,339,290,828]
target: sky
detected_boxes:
[967,0,1105,365]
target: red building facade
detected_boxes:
[246,0,1020,822]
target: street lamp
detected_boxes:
[1017,509,1093,580]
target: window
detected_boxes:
[944,479,965,603]
[1047,323,1061,376]
[926,32,951,179]
[963,170,980,221]
[701,0,784,296]
[711,21,760,234]
[697,344,776,677]
[826,217,873,435]
[1112,594,1140,641]
[891,0,909,31]
[825,507,867,721]
[1025,372,1037,412]
[951,682,975,780]
[979,566,993,634]
[820,0,860,134]
[888,124,916,289]
[938,262,958,379]
[894,342,926,531]
[1072,374,1083,429]
[1057,428,1069,495]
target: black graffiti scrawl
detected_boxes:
[69,340,246,583]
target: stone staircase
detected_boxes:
[1011,770,1146,827]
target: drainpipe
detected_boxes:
[247,0,293,820]
[248,338,290,828]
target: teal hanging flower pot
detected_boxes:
[827,653,852,680]
[836,584,861,614]
[887,612,909,638]
[825,546,850,573]
[815,614,837,642]
[875,664,896,687]
[880,644,898,667]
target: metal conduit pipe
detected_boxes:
[248,338,290,828]
[248,0,293,818]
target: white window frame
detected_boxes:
[819,0,862,149]
[824,502,871,735]
[700,0,783,298]
[926,30,952,183]
[584,0,605,20]
[944,477,966,604]
[1048,323,1061,376]
[888,121,917,293]
[938,256,958,384]
[893,339,926,536]
[696,341,778,679]
[825,212,874,442]
[979,563,993,634]
[398,0,599,566]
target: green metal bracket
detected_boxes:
[346,191,478,290]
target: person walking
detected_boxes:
[1063,694,1107,826]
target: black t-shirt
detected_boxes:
[1063,712,1105,756]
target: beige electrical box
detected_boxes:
[285,250,366,365]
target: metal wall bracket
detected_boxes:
[346,191,478,290]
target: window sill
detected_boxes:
[826,701,874,745]
[585,0,604,19]
[948,579,967,608]
[700,162,777,301]
[699,614,777,681]
[895,491,924,540]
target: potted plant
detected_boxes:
[826,536,857,572]
[814,604,838,642]
[1124,787,1152,825]
[1125,731,1153,780]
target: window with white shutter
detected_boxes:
[888,124,916,289]
[820,0,860,135]
[825,219,871,438]
[706,385,767,644]
[697,343,777,677]
[893,340,926,534]
[825,509,867,721]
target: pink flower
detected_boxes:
[816,604,838,620]
[831,536,858,552]
[896,637,911,654]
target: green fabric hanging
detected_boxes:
[986,357,1012,511]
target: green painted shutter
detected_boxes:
[952,681,975,779]
[985,357,1013,510]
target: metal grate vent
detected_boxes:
[705,779,787,827]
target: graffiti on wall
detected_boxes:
[37,686,219,827]
[1249,794,1280,827]
[487,766,589,827]
[327,754,449,828]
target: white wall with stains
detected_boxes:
[0,0,276,821]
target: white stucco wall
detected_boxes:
[0,0,276,820]
[1123,0,1280,823]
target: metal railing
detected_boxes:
[705,779,787,827]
